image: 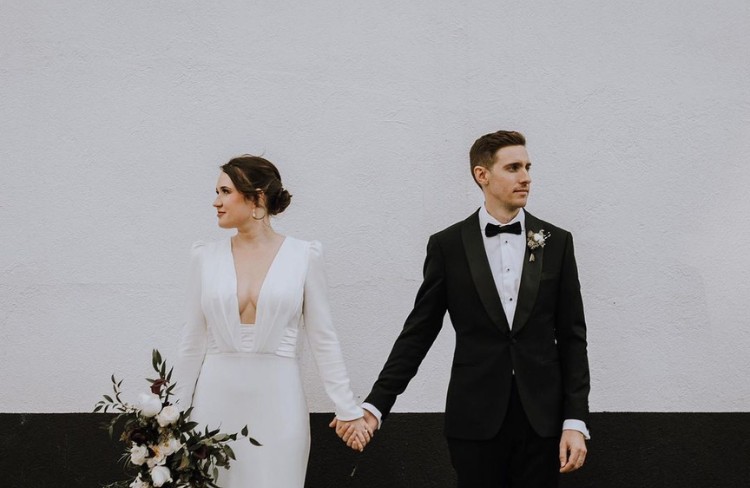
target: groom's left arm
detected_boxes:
[555,232,591,472]
[555,232,591,425]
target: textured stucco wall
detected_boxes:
[1,1,748,413]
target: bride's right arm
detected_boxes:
[173,241,208,409]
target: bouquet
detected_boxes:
[95,350,260,488]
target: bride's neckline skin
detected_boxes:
[230,227,286,326]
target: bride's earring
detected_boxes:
[251,189,267,221]
[252,206,267,220]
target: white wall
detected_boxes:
[1,1,748,413]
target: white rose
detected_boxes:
[533,233,543,242]
[129,443,149,466]
[156,405,180,427]
[129,475,150,488]
[137,392,163,418]
[150,466,172,487]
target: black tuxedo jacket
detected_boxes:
[365,209,590,439]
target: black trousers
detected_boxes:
[446,378,560,488]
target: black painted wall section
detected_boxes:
[1,412,748,487]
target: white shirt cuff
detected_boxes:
[361,402,383,429]
[562,419,590,440]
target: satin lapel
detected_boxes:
[461,211,511,333]
[512,211,544,333]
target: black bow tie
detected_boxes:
[485,221,522,237]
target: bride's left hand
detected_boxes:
[328,416,373,452]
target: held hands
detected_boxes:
[329,410,378,452]
[559,429,587,473]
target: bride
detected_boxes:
[173,155,371,487]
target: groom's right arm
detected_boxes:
[363,235,449,421]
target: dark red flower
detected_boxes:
[150,379,167,395]
[193,445,209,460]
[130,429,147,444]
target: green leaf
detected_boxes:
[153,349,162,370]
[241,425,248,437]
[248,437,262,446]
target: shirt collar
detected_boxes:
[478,205,526,235]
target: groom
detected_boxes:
[336,130,590,487]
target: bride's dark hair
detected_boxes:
[221,155,292,215]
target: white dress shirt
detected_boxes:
[478,206,525,326]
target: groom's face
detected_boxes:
[475,145,532,213]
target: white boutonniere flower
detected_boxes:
[526,230,550,262]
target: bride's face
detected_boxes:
[213,172,254,228]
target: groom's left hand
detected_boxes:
[559,430,587,473]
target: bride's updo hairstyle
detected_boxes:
[221,155,292,215]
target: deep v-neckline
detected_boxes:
[229,236,288,326]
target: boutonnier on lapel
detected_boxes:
[526,230,550,262]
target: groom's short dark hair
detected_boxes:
[469,130,526,187]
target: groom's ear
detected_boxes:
[473,165,489,187]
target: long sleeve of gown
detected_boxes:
[303,241,364,421]
[173,241,208,409]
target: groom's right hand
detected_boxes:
[328,416,372,452]
[363,409,379,435]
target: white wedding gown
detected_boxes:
[174,237,363,487]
